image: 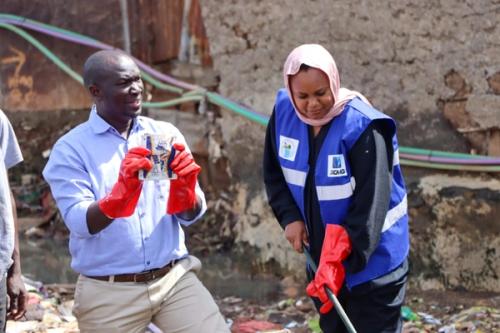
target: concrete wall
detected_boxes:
[199,0,500,291]
[407,174,500,291]
[200,0,500,154]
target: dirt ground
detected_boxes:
[218,287,500,333]
[5,276,499,333]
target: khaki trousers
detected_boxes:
[73,256,229,333]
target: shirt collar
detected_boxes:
[89,105,112,134]
[89,105,145,134]
[131,115,145,133]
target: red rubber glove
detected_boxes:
[167,143,201,215]
[306,224,352,314]
[98,147,153,218]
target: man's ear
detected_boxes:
[88,84,100,98]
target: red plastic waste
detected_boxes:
[231,319,282,333]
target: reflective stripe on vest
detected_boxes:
[316,177,355,201]
[281,166,307,187]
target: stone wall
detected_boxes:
[407,174,500,291]
[199,0,500,289]
[200,0,500,153]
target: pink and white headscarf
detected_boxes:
[283,44,371,127]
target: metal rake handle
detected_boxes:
[303,245,357,333]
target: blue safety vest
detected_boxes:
[274,88,409,288]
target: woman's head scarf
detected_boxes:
[283,44,371,127]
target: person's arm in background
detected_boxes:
[0,110,27,320]
[343,121,394,273]
[6,190,26,320]
[263,109,307,252]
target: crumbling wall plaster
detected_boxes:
[200,0,500,152]
[199,0,500,290]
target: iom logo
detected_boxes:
[328,154,347,177]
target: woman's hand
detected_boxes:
[284,220,309,253]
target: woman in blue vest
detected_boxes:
[263,44,409,333]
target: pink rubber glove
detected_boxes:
[167,143,201,214]
[98,147,153,218]
[306,224,352,314]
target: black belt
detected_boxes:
[86,260,177,283]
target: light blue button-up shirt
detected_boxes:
[43,107,206,276]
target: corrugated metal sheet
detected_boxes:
[128,0,154,64]
[189,0,212,67]
[150,0,184,63]
[129,0,212,66]
[0,0,124,112]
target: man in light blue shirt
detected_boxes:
[43,50,228,332]
[0,110,26,332]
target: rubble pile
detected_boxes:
[400,292,499,333]
[6,280,78,333]
[6,277,499,333]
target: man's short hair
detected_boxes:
[83,50,131,88]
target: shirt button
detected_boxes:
[144,237,149,241]
[139,212,146,218]
[146,261,150,265]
